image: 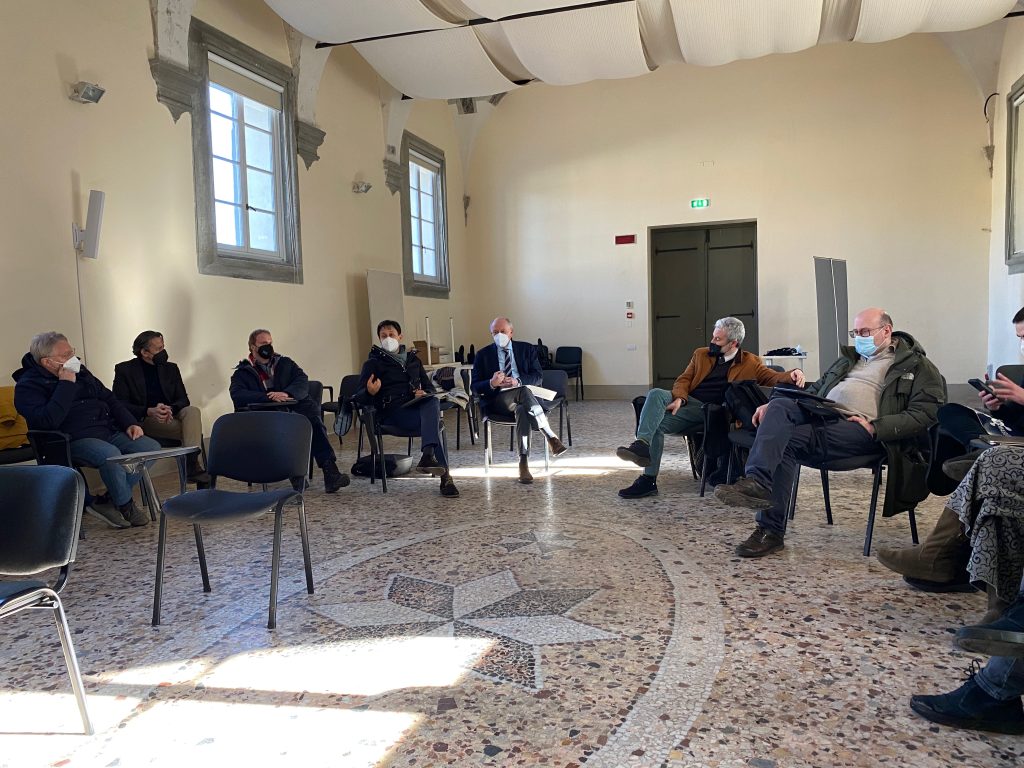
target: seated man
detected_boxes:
[715,308,945,557]
[471,316,567,485]
[356,320,459,497]
[229,329,349,493]
[616,316,804,498]
[113,330,209,486]
[13,331,161,528]
[877,306,1024,590]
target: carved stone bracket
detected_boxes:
[384,158,405,195]
[296,120,326,170]
[149,57,200,122]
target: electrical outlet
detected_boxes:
[627,344,638,351]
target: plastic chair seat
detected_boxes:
[162,487,300,523]
[0,580,48,612]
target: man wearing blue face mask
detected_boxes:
[471,316,567,484]
[715,307,946,557]
[13,331,162,528]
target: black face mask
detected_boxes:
[708,342,723,357]
[152,350,169,365]
[256,344,275,360]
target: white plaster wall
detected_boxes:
[0,0,468,421]
[465,35,993,387]
[988,21,1024,370]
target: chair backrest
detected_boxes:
[207,412,313,484]
[308,379,324,406]
[536,339,553,368]
[554,346,582,365]
[542,368,569,399]
[434,366,456,391]
[340,374,362,399]
[0,465,83,576]
[27,430,74,467]
[997,364,1024,385]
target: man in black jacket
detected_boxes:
[356,320,458,497]
[471,316,567,484]
[13,331,161,528]
[229,329,348,493]
[113,331,208,485]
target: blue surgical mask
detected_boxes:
[854,335,878,358]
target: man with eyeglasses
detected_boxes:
[715,308,945,557]
[13,331,162,528]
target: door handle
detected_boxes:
[727,311,755,317]
[655,314,681,319]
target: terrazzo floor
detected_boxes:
[1,401,1022,767]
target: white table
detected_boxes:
[762,353,807,370]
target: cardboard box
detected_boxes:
[412,340,442,363]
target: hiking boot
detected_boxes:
[118,499,149,527]
[618,474,658,499]
[416,449,446,476]
[956,595,1024,658]
[735,526,784,558]
[616,440,651,467]
[440,473,460,498]
[910,670,1024,734]
[518,457,533,485]
[85,504,130,529]
[322,461,349,493]
[715,476,773,510]
[876,506,969,583]
[547,435,568,457]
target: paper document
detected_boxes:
[499,384,556,400]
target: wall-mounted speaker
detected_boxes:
[72,189,105,259]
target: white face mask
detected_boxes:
[62,356,82,374]
[1020,337,1024,356]
[380,336,400,353]
[493,332,511,348]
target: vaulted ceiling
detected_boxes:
[264,0,1018,100]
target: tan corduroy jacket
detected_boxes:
[671,348,793,402]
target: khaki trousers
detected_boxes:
[142,405,206,469]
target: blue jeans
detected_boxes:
[977,587,1024,701]
[70,432,162,506]
[745,398,882,535]
[380,396,448,467]
[635,388,705,477]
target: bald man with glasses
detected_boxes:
[715,307,946,558]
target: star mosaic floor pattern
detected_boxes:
[1,401,1022,767]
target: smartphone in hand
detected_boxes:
[968,378,997,398]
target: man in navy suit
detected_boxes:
[471,317,567,484]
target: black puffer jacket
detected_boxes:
[229,355,311,410]
[356,346,433,411]
[13,352,137,441]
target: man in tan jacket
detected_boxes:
[617,317,803,498]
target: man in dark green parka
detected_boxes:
[715,307,946,557]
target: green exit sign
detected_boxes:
[691,198,710,209]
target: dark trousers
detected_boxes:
[379,396,448,467]
[485,387,549,457]
[745,398,882,535]
[291,398,336,468]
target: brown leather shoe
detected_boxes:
[547,435,568,456]
[735,526,784,558]
[518,457,533,485]
[715,476,773,510]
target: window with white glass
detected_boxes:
[189,22,302,283]
[401,133,449,297]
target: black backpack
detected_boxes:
[536,338,553,369]
[724,381,770,431]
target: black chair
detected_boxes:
[542,369,572,446]
[550,346,584,401]
[357,401,447,493]
[698,403,734,496]
[481,399,552,474]
[631,393,700,481]
[0,465,92,734]
[433,366,473,450]
[997,364,1024,386]
[155,411,314,629]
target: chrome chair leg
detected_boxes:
[51,592,93,735]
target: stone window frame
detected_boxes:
[401,132,450,298]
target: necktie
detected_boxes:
[503,347,513,378]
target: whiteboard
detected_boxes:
[366,270,405,344]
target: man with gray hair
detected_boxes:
[13,332,162,528]
[617,317,803,498]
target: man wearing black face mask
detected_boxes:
[230,328,349,493]
[114,330,209,485]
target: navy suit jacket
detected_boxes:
[471,340,543,412]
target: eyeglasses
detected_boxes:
[848,327,884,339]
[48,347,76,362]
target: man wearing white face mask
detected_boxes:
[715,308,945,557]
[13,331,162,528]
[355,320,459,497]
[471,316,567,484]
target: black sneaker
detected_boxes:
[616,440,651,467]
[290,477,307,493]
[714,476,773,510]
[440,473,460,498]
[416,449,446,476]
[910,667,1024,734]
[322,461,350,493]
[735,526,785,558]
[618,474,658,499]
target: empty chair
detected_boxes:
[0,465,92,734]
[541,368,572,446]
[155,411,314,629]
[551,346,584,400]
